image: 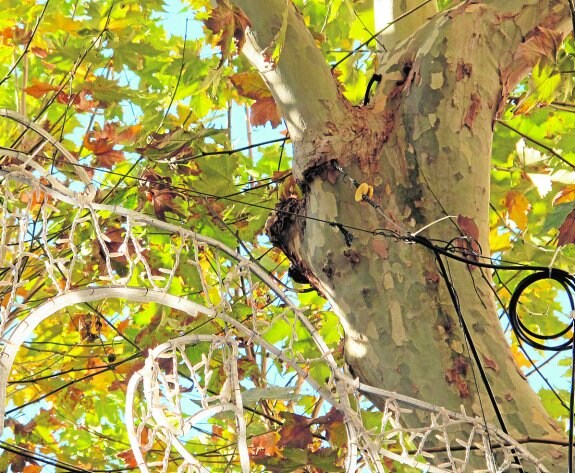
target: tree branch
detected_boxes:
[231,0,348,141]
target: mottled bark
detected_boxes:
[232,0,572,470]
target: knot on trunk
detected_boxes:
[265,197,317,288]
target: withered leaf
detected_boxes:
[250,97,282,128]
[277,412,313,449]
[558,208,575,247]
[203,0,251,65]
[84,122,141,169]
[249,432,282,458]
[230,72,281,128]
[24,81,59,98]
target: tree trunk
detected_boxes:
[232,0,571,470]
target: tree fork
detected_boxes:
[233,0,572,469]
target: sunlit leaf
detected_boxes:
[504,190,530,231]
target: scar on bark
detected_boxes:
[265,197,317,288]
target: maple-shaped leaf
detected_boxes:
[203,0,251,65]
[57,90,100,112]
[0,25,30,45]
[24,81,60,98]
[74,90,101,112]
[230,72,281,128]
[277,412,314,449]
[84,122,141,169]
[504,190,530,231]
[251,98,282,128]
[250,432,282,458]
[557,208,575,247]
[313,407,347,446]
[503,26,563,92]
[4,418,37,437]
[140,169,185,221]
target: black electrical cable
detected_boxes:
[363,73,382,105]
[432,247,525,472]
[0,440,91,472]
[508,269,575,351]
[508,269,575,473]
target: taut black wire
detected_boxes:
[0,439,91,472]
[432,246,525,472]
[507,269,575,473]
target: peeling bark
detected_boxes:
[232,0,572,470]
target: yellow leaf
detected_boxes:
[510,343,531,370]
[553,185,575,205]
[41,14,82,35]
[489,227,512,253]
[504,191,529,231]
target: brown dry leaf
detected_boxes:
[150,189,185,221]
[74,92,99,112]
[250,432,282,457]
[117,318,130,333]
[31,46,48,58]
[230,72,281,128]
[140,170,185,221]
[558,208,575,247]
[19,189,47,208]
[504,190,529,231]
[516,26,563,64]
[553,185,575,205]
[117,449,138,468]
[502,26,563,93]
[104,227,127,254]
[250,97,282,127]
[457,215,479,242]
[24,82,59,98]
[314,407,347,446]
[278,412,313,449]
[211,424,224,443]
[84,122,141,169]
[203,0,251,65]
[96,150,125,169]
[5,418,37,437]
